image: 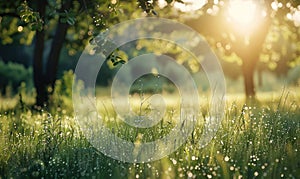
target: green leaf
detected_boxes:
[67,18,75,25]
[30,23,38,31]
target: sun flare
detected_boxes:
[227,0,258,33]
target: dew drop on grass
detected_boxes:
[281,174,284,177]
[224,156,230,162]
[187,171,193,178]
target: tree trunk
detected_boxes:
[45,0,71,94]
[45,16,70,92]
[33,0,71,106]
[242,60,256,98]
[33,0,46,107]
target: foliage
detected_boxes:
[17,0,43,31]
[54,70,74,98]
[0,60,33,95]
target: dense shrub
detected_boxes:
[0,60,33,95]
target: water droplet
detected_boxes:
[187,171,193,178]
[224,156,230,162]
[191,156,196,161]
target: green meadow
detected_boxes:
[0,82,299,178]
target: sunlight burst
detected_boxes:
[227,0,258,33]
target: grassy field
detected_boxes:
[0,87,299,178]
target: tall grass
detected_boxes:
[0,87,299,178]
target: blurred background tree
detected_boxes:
[184,0,300,98]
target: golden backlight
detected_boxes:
[227,0,258,34]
